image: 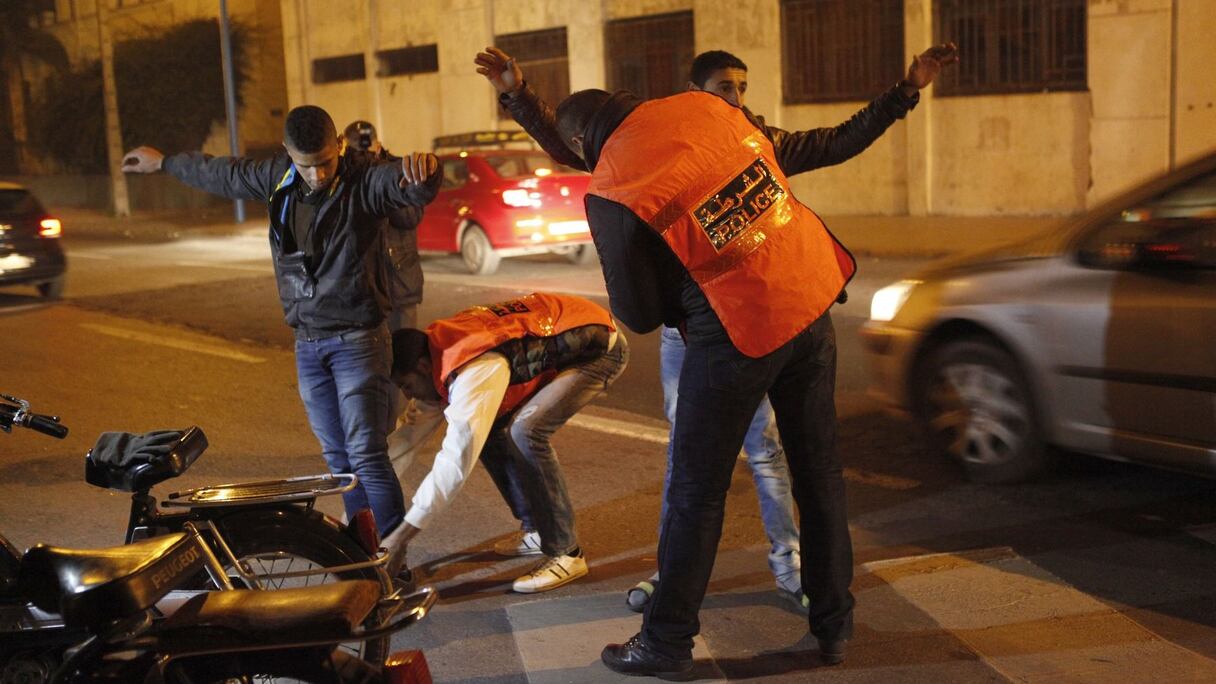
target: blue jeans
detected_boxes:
[481,333,630,557]
[296,324,404,535]
[659,327,801,591]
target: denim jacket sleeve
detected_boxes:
[161,152,281,201]
[762,83,919,176]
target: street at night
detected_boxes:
[4,0,1215,680]
[3,225,1214,682]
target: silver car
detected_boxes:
[861,153,1216,483]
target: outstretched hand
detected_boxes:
[904,42,960,90]
[400,152,439,187]
[474,46,524,95]
[121,146,164,174]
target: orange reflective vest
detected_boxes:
[426,292,616,415]
[587,92,855,358]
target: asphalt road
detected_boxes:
[2,232,1214,683]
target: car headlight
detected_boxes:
[869,280,920,322]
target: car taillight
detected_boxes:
[349,508,380,556]
[384,650,432,684]
[501,189,540,208]
[39,218,62,238]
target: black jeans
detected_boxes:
[641,313,854,657]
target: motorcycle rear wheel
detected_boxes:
[191,507,390,668]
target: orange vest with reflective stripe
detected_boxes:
[587,92,855,357]
[426,292,616,415]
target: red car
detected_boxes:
[417,133,594,274]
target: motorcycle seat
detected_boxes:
[17,532,208,630]
[85,426,208,492]
[156,579,381,649]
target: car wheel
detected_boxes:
[37,276,65,300]
[563,244,598,266]
[460,225,500,275]
[914,338,1052,483]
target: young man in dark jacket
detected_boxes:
[343,120,425,332]
[475,43,956,675]
[122,105,441,538]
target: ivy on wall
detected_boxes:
[31,19,248,173]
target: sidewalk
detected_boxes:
[55,206,267,242]
[825,214,1066,258]
[55,206,1066,258]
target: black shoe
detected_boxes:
[625,579,658,613]
[818,638,847,665]
[601,634,693,678]
[392,567,416,595]
[776,586,810,615]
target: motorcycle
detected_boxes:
[1,396,432,683]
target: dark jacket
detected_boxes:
[162,150,439,336]
[499,82,918,335]
[378,149,424,309]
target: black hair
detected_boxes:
[555,89,612,146]
[391,328,430,379]
[284,105,338,153]
[689,50,748,89]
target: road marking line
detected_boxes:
[568,414,667,444]
[80,323,266,363]
[173,260,269,273]
[506,595,724,684]
[842,467,920,490]
[568,415,919,490]
[864,547,1216,683]
[67,252,114,260]
[1185,523,1216,547]
[0,303,47,314]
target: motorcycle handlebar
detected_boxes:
[28,413,69,439]
[0,400,69,439]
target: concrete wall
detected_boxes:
[1087,0,1173,205]
[931,92,1090,215]
[1173,0,1216,167]
[3,174,224,211]
[275,0,1214,216]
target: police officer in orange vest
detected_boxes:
[474,47,958,676]
[382,293,628,594]
[478,43,959,622]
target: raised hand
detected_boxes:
[904,42,960,90]
[474,46,524,94]
[400,152,439,187]
[121,146,165,174]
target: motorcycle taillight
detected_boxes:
[350,508,380,556]
[384,650,432,684]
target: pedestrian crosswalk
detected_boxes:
[861,547,1216,683]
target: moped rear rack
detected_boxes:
[161,473,356,508]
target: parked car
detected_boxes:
[417,132,594,275]
[0,182,66,299]
[861,152,1216,483]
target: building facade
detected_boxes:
[29,0,288,160]
[280,0,1216,217]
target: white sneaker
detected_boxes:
[493,530,544,557]
[512,553,588,593]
